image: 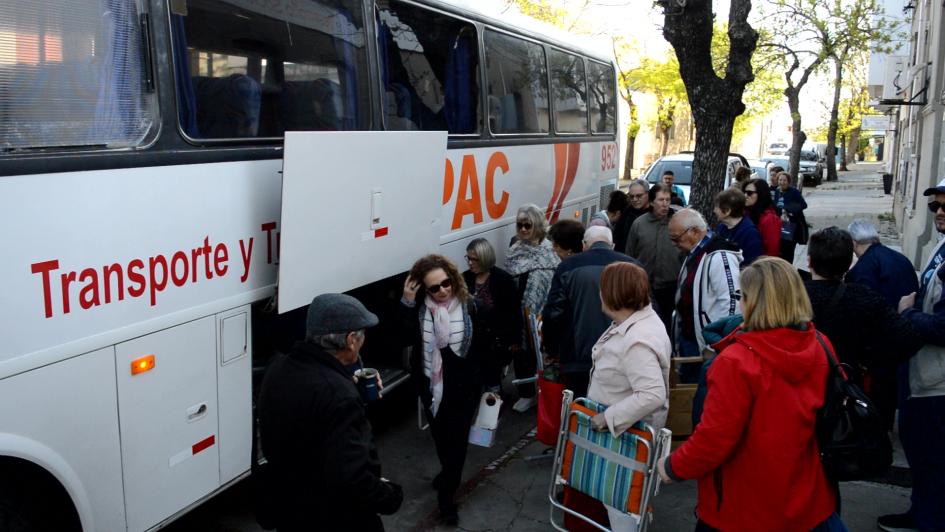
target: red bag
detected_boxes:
[537,375,565,446]
[562,486,610,531]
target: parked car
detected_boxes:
[642,152,747,201]
[760,152,823,186]
[766,142,789,156]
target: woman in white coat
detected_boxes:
[588,262,672,530]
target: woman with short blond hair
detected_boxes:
[659,257,845,532]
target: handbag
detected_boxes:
[537,375,566,445]
[814,331,892,481]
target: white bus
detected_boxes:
[0,0,618,529]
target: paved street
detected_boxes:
[164,163,912,532]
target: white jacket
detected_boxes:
[674,247,742,354]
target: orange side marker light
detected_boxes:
[574,210,581,218]
[131,355,155,375]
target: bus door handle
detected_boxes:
[186,403,209,423]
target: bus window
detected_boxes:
[549,48,587,134]
[172,0,370,139]
[376,1,480,134]
[587,60,616,134]
[0,1,156,151]
[484,30,548,135]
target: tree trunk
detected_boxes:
[690,114,736,221]
[839,133,847,170]
[660,128,670,156]
[847,127,860,165]
[624,129,636,180]
[826,59,843,181]
[661,0,758,220]
[785,88,804,190]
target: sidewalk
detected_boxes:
[413,163,913,532]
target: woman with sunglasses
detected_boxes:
[401,254,483,525]
[658,257,845,532]
[462,238,522,393]
[504,203,560,411]
[742,178,781,257]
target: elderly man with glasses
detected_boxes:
[613,179,650,252]
[879,178,945,532]
[668,209,742,386]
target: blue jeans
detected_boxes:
[899,393,945,531]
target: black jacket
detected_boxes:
[258,342,402,531]
[613,205,649,253]
[542,242,641,373]
[805,280,922,373]
[462,267,523,353]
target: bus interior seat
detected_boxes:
[191,74,262,138]
[281,79,343,131]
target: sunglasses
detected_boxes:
[464,255,479,263]
[516,221,533,230]
[425,278,453,294]
[928,201,945,213]
[745,190,757,196]
[734,289,742,301]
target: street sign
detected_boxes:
[861,115,889,132]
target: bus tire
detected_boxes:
[0,458,81,532]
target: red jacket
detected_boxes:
[666,324,836,531]
[755,206,782,256]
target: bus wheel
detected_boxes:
[0,460,81,532]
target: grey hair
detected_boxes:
[674,208,708,231]
[583,225,613,245]
[516,203,548,242]
[466,238,496,270]
[628,179,649,192]
[307,330,364,352]
[847,219,881,244]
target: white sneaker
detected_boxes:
[512,396,537,413]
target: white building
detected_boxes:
[869,0,945,264]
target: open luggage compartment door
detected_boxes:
[278,131,447,314]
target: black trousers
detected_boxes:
[780,239,797,265]
[426,393,479,499]
[513,345,537,398]
[561,371,589,399]
[653,284,677,334]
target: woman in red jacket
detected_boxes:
[657,257,845,532]
[743,178,781,257]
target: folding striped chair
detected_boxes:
[548,391,671,532]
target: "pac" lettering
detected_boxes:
[444,152,510,230]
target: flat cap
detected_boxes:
[923,177,945,196]
[306,293,379,336]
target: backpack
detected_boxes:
[814,331,892,481]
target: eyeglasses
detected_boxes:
[516,221,533,230]
[928,201,945,213]
[629,193,646,200]
[464,255,479,263]
[425,278,453,294]
[744,190,757,196]
[669,227,693,242]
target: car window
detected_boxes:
[644,160,693,185]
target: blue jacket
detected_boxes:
[542,242,640,373]
[846,243,919,309]
[715,217,763,266]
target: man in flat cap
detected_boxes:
[878,178,945,532]
[258,293,403,531]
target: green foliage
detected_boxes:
[625,54,688,135]
[713,25,785,143]
[511,0,571,27]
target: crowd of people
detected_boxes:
[255,172,945,532]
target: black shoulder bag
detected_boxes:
[814,328,892,481]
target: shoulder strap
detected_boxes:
[814,330,847,381]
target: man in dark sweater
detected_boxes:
[542,226,640,397]
[846,218,919,308]
[804,227,921,431]
[258,294,403,531]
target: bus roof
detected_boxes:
[420,0,616,65]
